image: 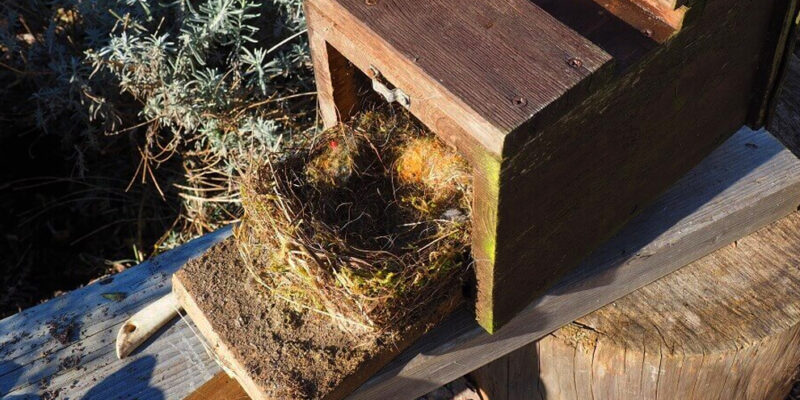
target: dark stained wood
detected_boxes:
[306,0,800,333]
[489,0,800,331]
[308,32,362,128]
[472,212,800,400]
[305,0,615,159]
[771,55,800,154]
[751,0,800,127]
[348,127,800,399]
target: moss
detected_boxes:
[236,108,473,332]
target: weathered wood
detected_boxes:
[0,227,231,399]
[472,211,800,400]
[490,0,798,331]
[348,127,800,399]
[770,54,800,154]
[306,0,800,332]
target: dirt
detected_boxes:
[176,238,463,400]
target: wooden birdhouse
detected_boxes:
[304,0,799,332]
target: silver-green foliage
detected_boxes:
[1,0,314,249]
[2,0,311,159]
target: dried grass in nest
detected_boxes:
[235,109,472,333]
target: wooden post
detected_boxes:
[470,212,800,400]
[306,20,362,128]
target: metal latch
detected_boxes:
[369,66,410,109]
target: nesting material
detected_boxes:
[236,110,472,332]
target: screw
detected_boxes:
[368,65,380,79]
[567,57,583,69]
[513,96,528,107]
[643,29,653,38]
[365,0,377,5]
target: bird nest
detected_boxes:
[235,110,472,332]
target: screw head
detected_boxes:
[365,0,377,5]
[567,57,583,69]
[513,96,528,107]
[643,29,654,38]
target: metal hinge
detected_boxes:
[369,66,410,109]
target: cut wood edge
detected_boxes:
[173,273,264,399]
[174,263,465,400]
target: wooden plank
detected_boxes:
[477,211,800,399]
[486,0,798,331]
[347,127,800,399]
[770,54,800,154]
[0,227,231,399]
[185,372,250,400]
[172,239,463,400]
[305,0,615,158]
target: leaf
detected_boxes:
[102,292,128,302]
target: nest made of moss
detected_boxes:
[235,109,473,333]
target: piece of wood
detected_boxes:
[471,211,800,400]
[347,127,800,400]
[172,240,462,400]
[770,54,800,155]
[115,292,180,359]
[186,372,251,400]
[0,227,230,399]
[489,0,798,331]
[306,0,800,332]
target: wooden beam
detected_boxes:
[348,127,800,399]
[472,211,800,400]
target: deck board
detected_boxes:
[0,227,231,399]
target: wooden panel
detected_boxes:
[483,0,798,330]
[0,227,231,399]
[770,54,800,154]
[306,0,615,157]
[348,127,800,399]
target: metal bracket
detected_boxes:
[369,66,410,109]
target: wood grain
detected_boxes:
[348,127,800,399]
[770,54,800,154]
[314,0,614,136]
[473,212,800,400]
[186,372,250,400]
[487,0,799,330]
[307,0,799,332]
[305,0,615,160]
[0,227,231,399]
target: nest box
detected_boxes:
[304,0,799,332]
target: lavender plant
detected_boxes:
[1,0,315,250]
